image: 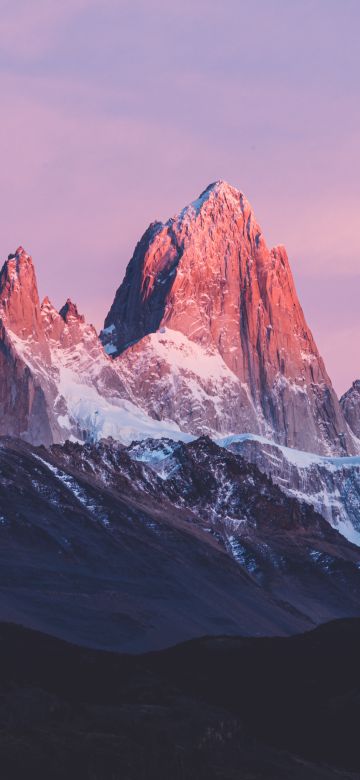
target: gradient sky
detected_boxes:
[0,0,359,394]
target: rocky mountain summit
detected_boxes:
[0,247,186,445]
[102,181,355,455]
[0,185,357,457]
[0,184,359,479]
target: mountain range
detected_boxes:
[0,181,360,631]
[1,181,359,457]
[1,182,360,540]
[1,180,360,776]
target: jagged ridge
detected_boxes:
[102,181,355,455]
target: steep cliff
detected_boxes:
[103,181,354,455]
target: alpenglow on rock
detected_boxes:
[0,247,187,446]
[102,181,355,456]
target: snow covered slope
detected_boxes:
[125,433,360,547]
[217,434,360,546]
[116,327,262,437]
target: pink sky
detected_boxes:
[0,0,359,394]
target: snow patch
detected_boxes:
[104,343,117,355]
[102,324,115,335]
[33,454,110,527]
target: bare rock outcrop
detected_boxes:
[103,181,354,455]
[341,380,360,439]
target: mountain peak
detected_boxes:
[202,179,240,195]
[198,179,236,196]
[197,179,243,199]
[0,247,52,363]
[102,182,354,455]
[59,299,85,324]
[171,180,253,227]
[0,246,44,342]
[41,296,53,309]
[7,246,30,261]
[2,248,35,295]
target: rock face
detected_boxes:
[0,247,48,350]
[217,434,360,545]
[103,181,354,455]
[0,247,54,444]
[0,248,187,446]
[341,380,360,439]
[0,183,356,458]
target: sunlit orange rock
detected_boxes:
[103,181,355,455]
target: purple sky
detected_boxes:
[0,0,359,394]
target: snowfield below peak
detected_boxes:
[49,338,192,445]
[114,327,265,439]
